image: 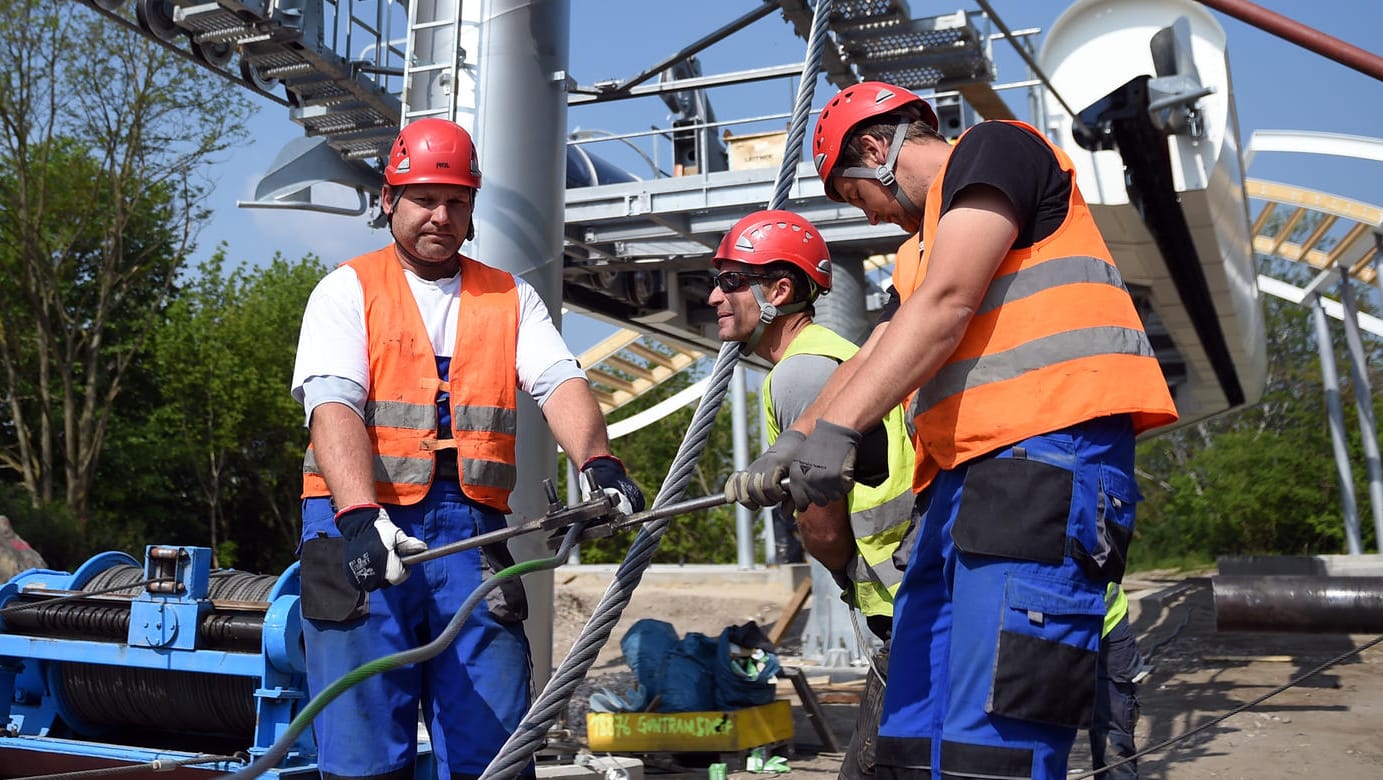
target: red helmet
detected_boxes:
[384,118,482,189]
[714,210,831,291]
[811,82,938,201]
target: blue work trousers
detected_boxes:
[877,417,1140,780]
[300,480,532,780]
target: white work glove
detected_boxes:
[335,504,428,591]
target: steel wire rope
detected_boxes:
[218,522,594,780]
[12,752,250,780]
[479,4,835,778]
[0,568,242,619]
[1066,631,1383,779]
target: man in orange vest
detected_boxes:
[291,118,644,780]
[723,82,1177,779]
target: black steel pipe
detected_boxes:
[1213,575,1383,633]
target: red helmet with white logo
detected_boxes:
[714,210,831,291]
[811,82,938,201]
[384,118,482,189]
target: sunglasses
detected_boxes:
[713,271,776,293]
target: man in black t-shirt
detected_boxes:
[723,82,1175,780]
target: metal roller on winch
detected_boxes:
[0,546,316,777]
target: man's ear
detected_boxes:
[380,184,396,216]
[858,133,889,166]
[769,276,797,307]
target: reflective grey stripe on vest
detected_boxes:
[463,457,517,491]
[364,400,435,429]
[846,491,914,588]
[850,490,914,538]
[303,449,433,487]
[454,404,517,434]
[976,255,1129,317]
[915,325,1156,414]
[847,548,904,590]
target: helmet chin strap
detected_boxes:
[836,123,923,219]
[738,285,808,356]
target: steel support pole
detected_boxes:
[472,0,571,687]
[813,255,870,345]
[732,363,755,569]
[1336,278,1383,550]
[1310,294,1364,554]
[759,393,778,565]
[565,456,580,565]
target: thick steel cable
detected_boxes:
[13,753,249,780]
[769,0,833,212]
[481,4,834,776]
[479,343,740,780]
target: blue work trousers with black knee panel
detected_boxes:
[299,480,533,780]
[876,416,1140,780]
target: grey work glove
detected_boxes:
[336,504,428,591]
[724,429,805,510]
[787,420,861,511]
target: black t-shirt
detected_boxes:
[876,121,1072,324]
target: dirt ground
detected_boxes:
[546,566,1383,780]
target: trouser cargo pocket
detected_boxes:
[988,573,1104,728]
[951,454,1071,565]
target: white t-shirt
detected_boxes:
[291,260,586,423]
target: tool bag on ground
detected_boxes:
[617,618,781,712]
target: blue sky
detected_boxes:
[191,0,1383,350]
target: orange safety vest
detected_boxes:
[302,247,520,512]
[892,121,1178,471]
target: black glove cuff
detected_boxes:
[580,454,625,472]
[335,504,381,538]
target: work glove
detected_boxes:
[580,455,646,515]
[724,429,805,510]
[787,421,861,511]
[335,504,428,592]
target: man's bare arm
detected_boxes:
[309,402,377,507]
[795,500,854,572]
[543,377,614,465]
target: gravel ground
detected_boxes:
[544,566,1383,780]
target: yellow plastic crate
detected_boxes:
[586,699,793,753]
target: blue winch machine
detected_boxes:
[0,546,324,777]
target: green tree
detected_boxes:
[137,251,324,569]
[0,1,252,533]
[1132,255,1383,567]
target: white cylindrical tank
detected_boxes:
[1039,0,1266,423]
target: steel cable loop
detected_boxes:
[479,342,741,780]
[482,6,834,775]
[769,0,833,212]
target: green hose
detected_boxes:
[227,556,551,780]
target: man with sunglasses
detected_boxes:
[711,210,918,780]
[722,83,1178,780]
[290,118,644,780]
